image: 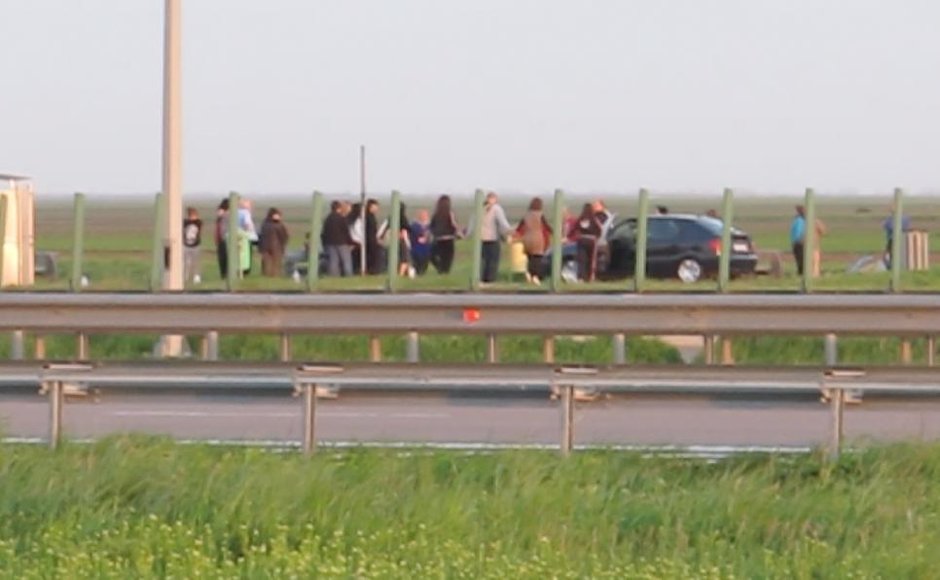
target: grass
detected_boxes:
[1,437,940,577]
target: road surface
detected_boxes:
[4,391,940,450]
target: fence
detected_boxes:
[28,186,929,297]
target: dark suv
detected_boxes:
[575,214,758,282]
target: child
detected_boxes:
[183,206,203,284]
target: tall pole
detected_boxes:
[162,0,183,292]
[359,145,367,276]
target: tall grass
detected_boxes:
[2,437,940,577]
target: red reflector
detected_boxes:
[709,238,722,256]
[463,308,482,323]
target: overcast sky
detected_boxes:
[1,1,938,196]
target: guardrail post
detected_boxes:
[280,333,292,362]
[301,382,318,456]
[550,188,564,292]
[612,333,626,364]
[70,192,86,292]
[387,190,402,293]
[10,330,25,360]
[406,331,420,363]
[150,192,167,292]
[226,191,240,291]
[720,337,734,365]
[76,332,89,360]
[201,331,219,361]
[824,333,838,367]
[559,384,574,456]
[470,188,485,291]
[900,339,912,365]
[634,188,649,292]
[928,336,935,367]
[306,191,324,292]
[34,336,46,360]
[703,335,714,365]
[48,379,64,450]
[369,336,382,362]
[828,385,844,461]
[543,336,555,363]
[486,334,499,363]
[718,188,734,292]
[890,187,904,293]
[801,188,816,293]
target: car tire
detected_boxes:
[676,258,702,283]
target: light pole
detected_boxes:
[160,0,185,357]
[162,0,183,292]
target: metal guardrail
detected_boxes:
[7,361,939,459]
[1,293,940,335]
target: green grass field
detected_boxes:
[2,437,940,578]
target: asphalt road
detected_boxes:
[4,391,940,450]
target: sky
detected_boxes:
[1,0,938,197]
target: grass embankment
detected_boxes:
[2,437,940,578]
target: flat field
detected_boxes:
[1,437,939,578]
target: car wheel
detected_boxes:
[676,258,702,283]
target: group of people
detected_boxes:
[192,198,291,282]
[319,195,463,278]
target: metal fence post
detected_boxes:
[801,188,816,293]
[550,188,564,292]
[226,191,240,291]
[406,331,420,363]
[543,336,555,363]
[70,193,86,292]
[900,339,912,365]
[634,189,649,292]
[150,192,167,292]
[369,336,382,362]
[928,336,936,367]
[76,332,89,360]
[387,190,402,293]
[718,188,734,292]
[486,334,499,363]
[306,191,324,292]
[280,333,292,362]
[828,385,844,461]
[559,384,574,456]
[301,382,317,456]
[470,189,485,291]
[34,336,46,360]
[824,333,838,367]
[48,379,64,450]
[202,331,219,361]
[720,337,734,365]
[890,187,904,293]
[703,335,715,365]
[612,333,626,365]
[10,330,25,360]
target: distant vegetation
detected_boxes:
[2,437,940,577]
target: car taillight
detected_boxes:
[708,238,721,256]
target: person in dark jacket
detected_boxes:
[214,198,230,278]
[429,195,461,274]
[259,207,289,277]
[573,203,603,282]
[322,200,355,276]
[365,199,381,274]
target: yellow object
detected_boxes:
[509,241,527,274]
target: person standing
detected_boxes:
[467,192,512,283]
[365,199,381,274]
[238,199,258,276]
[515,197,552,285]
[572,203,602,282]
[429,195,461,274]
[322,201,355,276]
[259,207,289,277]
[182,206,203,285]
[790,205,806,276]
[410,209,432,276]
[214,198,229,279]
[882,205,912,268]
